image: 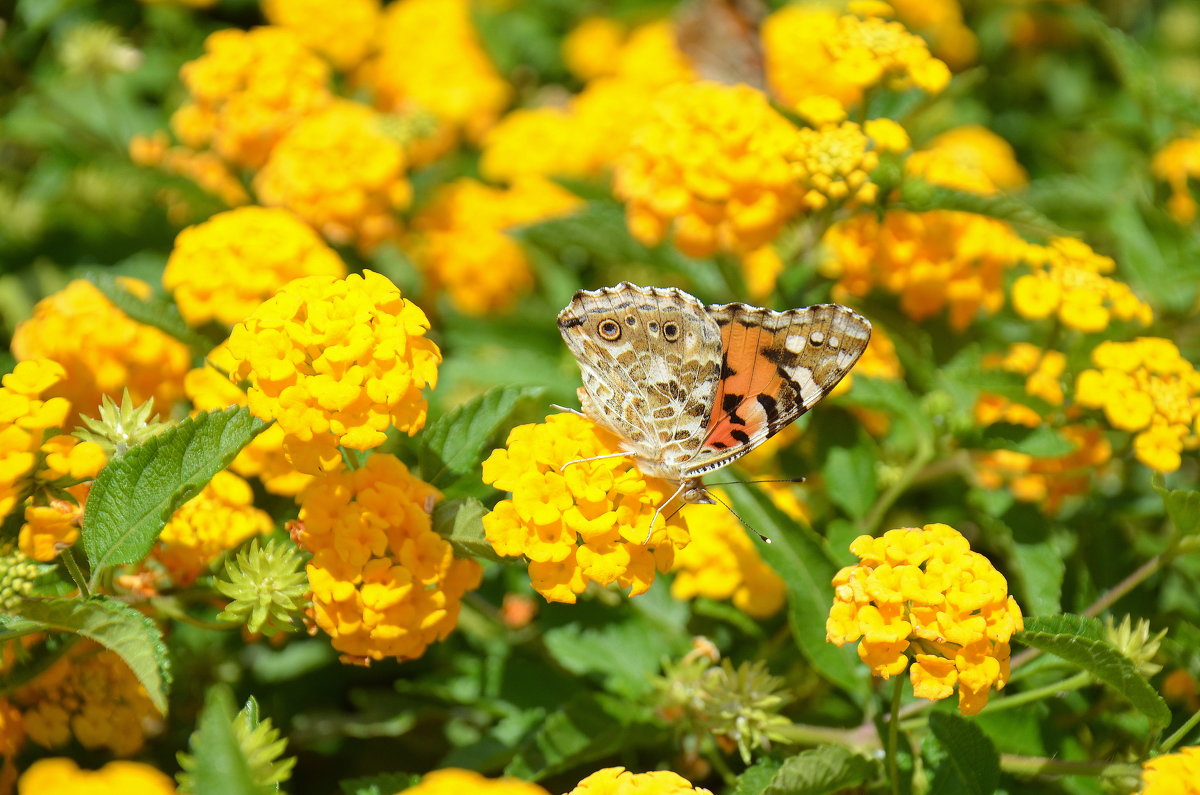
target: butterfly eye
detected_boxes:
[598,319,622,340]
[662,321,681,341]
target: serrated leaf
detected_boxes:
[732,758,783,795]
[821,446,878,521]
[923,712,999,795]
[339,773,420,795]
[542,612,688,699]
[1152,475,1200,536]
[16,596,172,715]
[1017,615,1170,726]
[87,271,213,352]
[186,686,262,795]
[419,386,544,487]
[504,693,640,781]
[763,745,875,795]
[977,424,1076,457]
[433,497,505,563]
[724,483,867,697]
[1010,540,1064,616]
[83,407,269,578]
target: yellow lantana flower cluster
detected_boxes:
[1075,338,1200,473]
[405,769,549,795]
[12,279,192,420]
[254,102,411,253]
[412,177,581,315]
[359,0,510,154]
[974,343,1066,427]
[906,124,1029,195]
[164,206,346,328]
[568,767,712,795]
[171,27,331,169]
[15,643,160,756]
[670,501,786,619]
[1141,746,1200,795]
[295,454,482,663]
[225,271,441,474]
[827,523,1024,715]
[482,414,692,604]
[153,471,274,586]
[822,210,1024,329]
[17,758,177,795]
[613,81,802,258]
[976,426,1112,515]
[1012,238,1153,332]
[1152,132,1200,223]
[184,343,311,497]
[790,121,889,212]
[564,19,696,88]
[128,131,250,209]
[764,6,951,112]
[889,0,978,69]
[260,0,381,71]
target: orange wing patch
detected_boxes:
[703,318,782,451]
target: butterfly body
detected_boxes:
[557,283,871,514]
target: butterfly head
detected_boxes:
[681,478,715,505]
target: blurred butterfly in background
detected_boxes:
[557,283,871,540]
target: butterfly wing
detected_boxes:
[681,302,871,477]
[557,283,724,479]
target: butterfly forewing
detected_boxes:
[682,302,871,477]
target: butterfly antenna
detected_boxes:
[702,476,807,487]
[643,481,690,544]
[703,488,771,544]
[559,451,633,472]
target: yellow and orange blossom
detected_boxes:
[18,758,177,795]
[1141,746,1200,794]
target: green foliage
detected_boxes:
[340,774,421,795]
[923,713,1000,795]
[14,595,172,714]
[762,746,876,795]
[87,271,214,352]
[432,497,505,563]
[82,406,269,581]
[504,693,649,782]
[419,385,545,490]
[178,687,267,795]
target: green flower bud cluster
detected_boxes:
[215,539,308,636]
[75,391,170,456]
[0,543,40,611]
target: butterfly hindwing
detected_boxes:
[682,302,872,477]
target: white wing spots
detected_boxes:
[809,330,825,346]
[795,366,822,405]
[828,335,841,350]
[785,333,807,354]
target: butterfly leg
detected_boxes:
[549,403,587,417]
[559,451,632,472]
[643,481,690,544]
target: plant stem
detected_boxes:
[982,671,1091,715]
[887,675,903,795]
[60,547,90,598]
[864,439,935,536]
[772,722,876,751]
[1159,707,1200,754]
[999,754,1141,779]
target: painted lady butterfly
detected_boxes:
[558,282,871,537]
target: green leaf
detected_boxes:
[897,180,1070,238]
[731,758,783,795]
[433,498,505,563]
[82,406,269,578]
[821,446,878,521]
[923,712,1000,795]
[724,483,867,697]
[1017,615,1170,726]
[183,686,262,795]
[1010,539,1064,616]
[419,385,545,488]
[1152,474,1200,536]
[340,773,420,795]
[763,745,875,795]
[16,596,172,715]
[542,611,688,699]
[977,424,1076,457]
[504,693,642,781]
[87,271,213,352]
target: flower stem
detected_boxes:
[887,675,904,795]
[981,671,1091,716]
[1159,706,1200,754]
[60,546,91,598]
[864,439,935,536]
[999,754,1140,779]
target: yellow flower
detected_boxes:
[184,342,311,497]
[567,767,712,795]
[889,0,978,69]
[295,454,482,663]
[975,426,1112,514]
[254,101,411,253]
[827,523,1023,715]
[172,27,332,169]
[358,0,510,153]
[906,124,1028,195]
[164,207,346,327]
[1075,338,1200,473]
[404,769,549,795]
[261,0,381,71]
[1141,746,1200,795]
[1152,133,1200,223]
[411,177,580,315]
[614,81,801,258]
[0,699,23,758]
[822,210,1023,329]
[480,108,582,184]
[129,132,250,208]
[12,280,192,421]
[607,20,697,88]
[671,498,785,618]
[562,17,626,82]
[482,414,691,604]
[153,471,273,586]
[1012,238,1153,332]
[790,120,895,211]
[764,7,950,112]
[15,642,160,755]
[18,758,177,795]
[19,486,91,562]
[225,271,440,474]
[974,343,1066,428]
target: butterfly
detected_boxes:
[557,282,872,541]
